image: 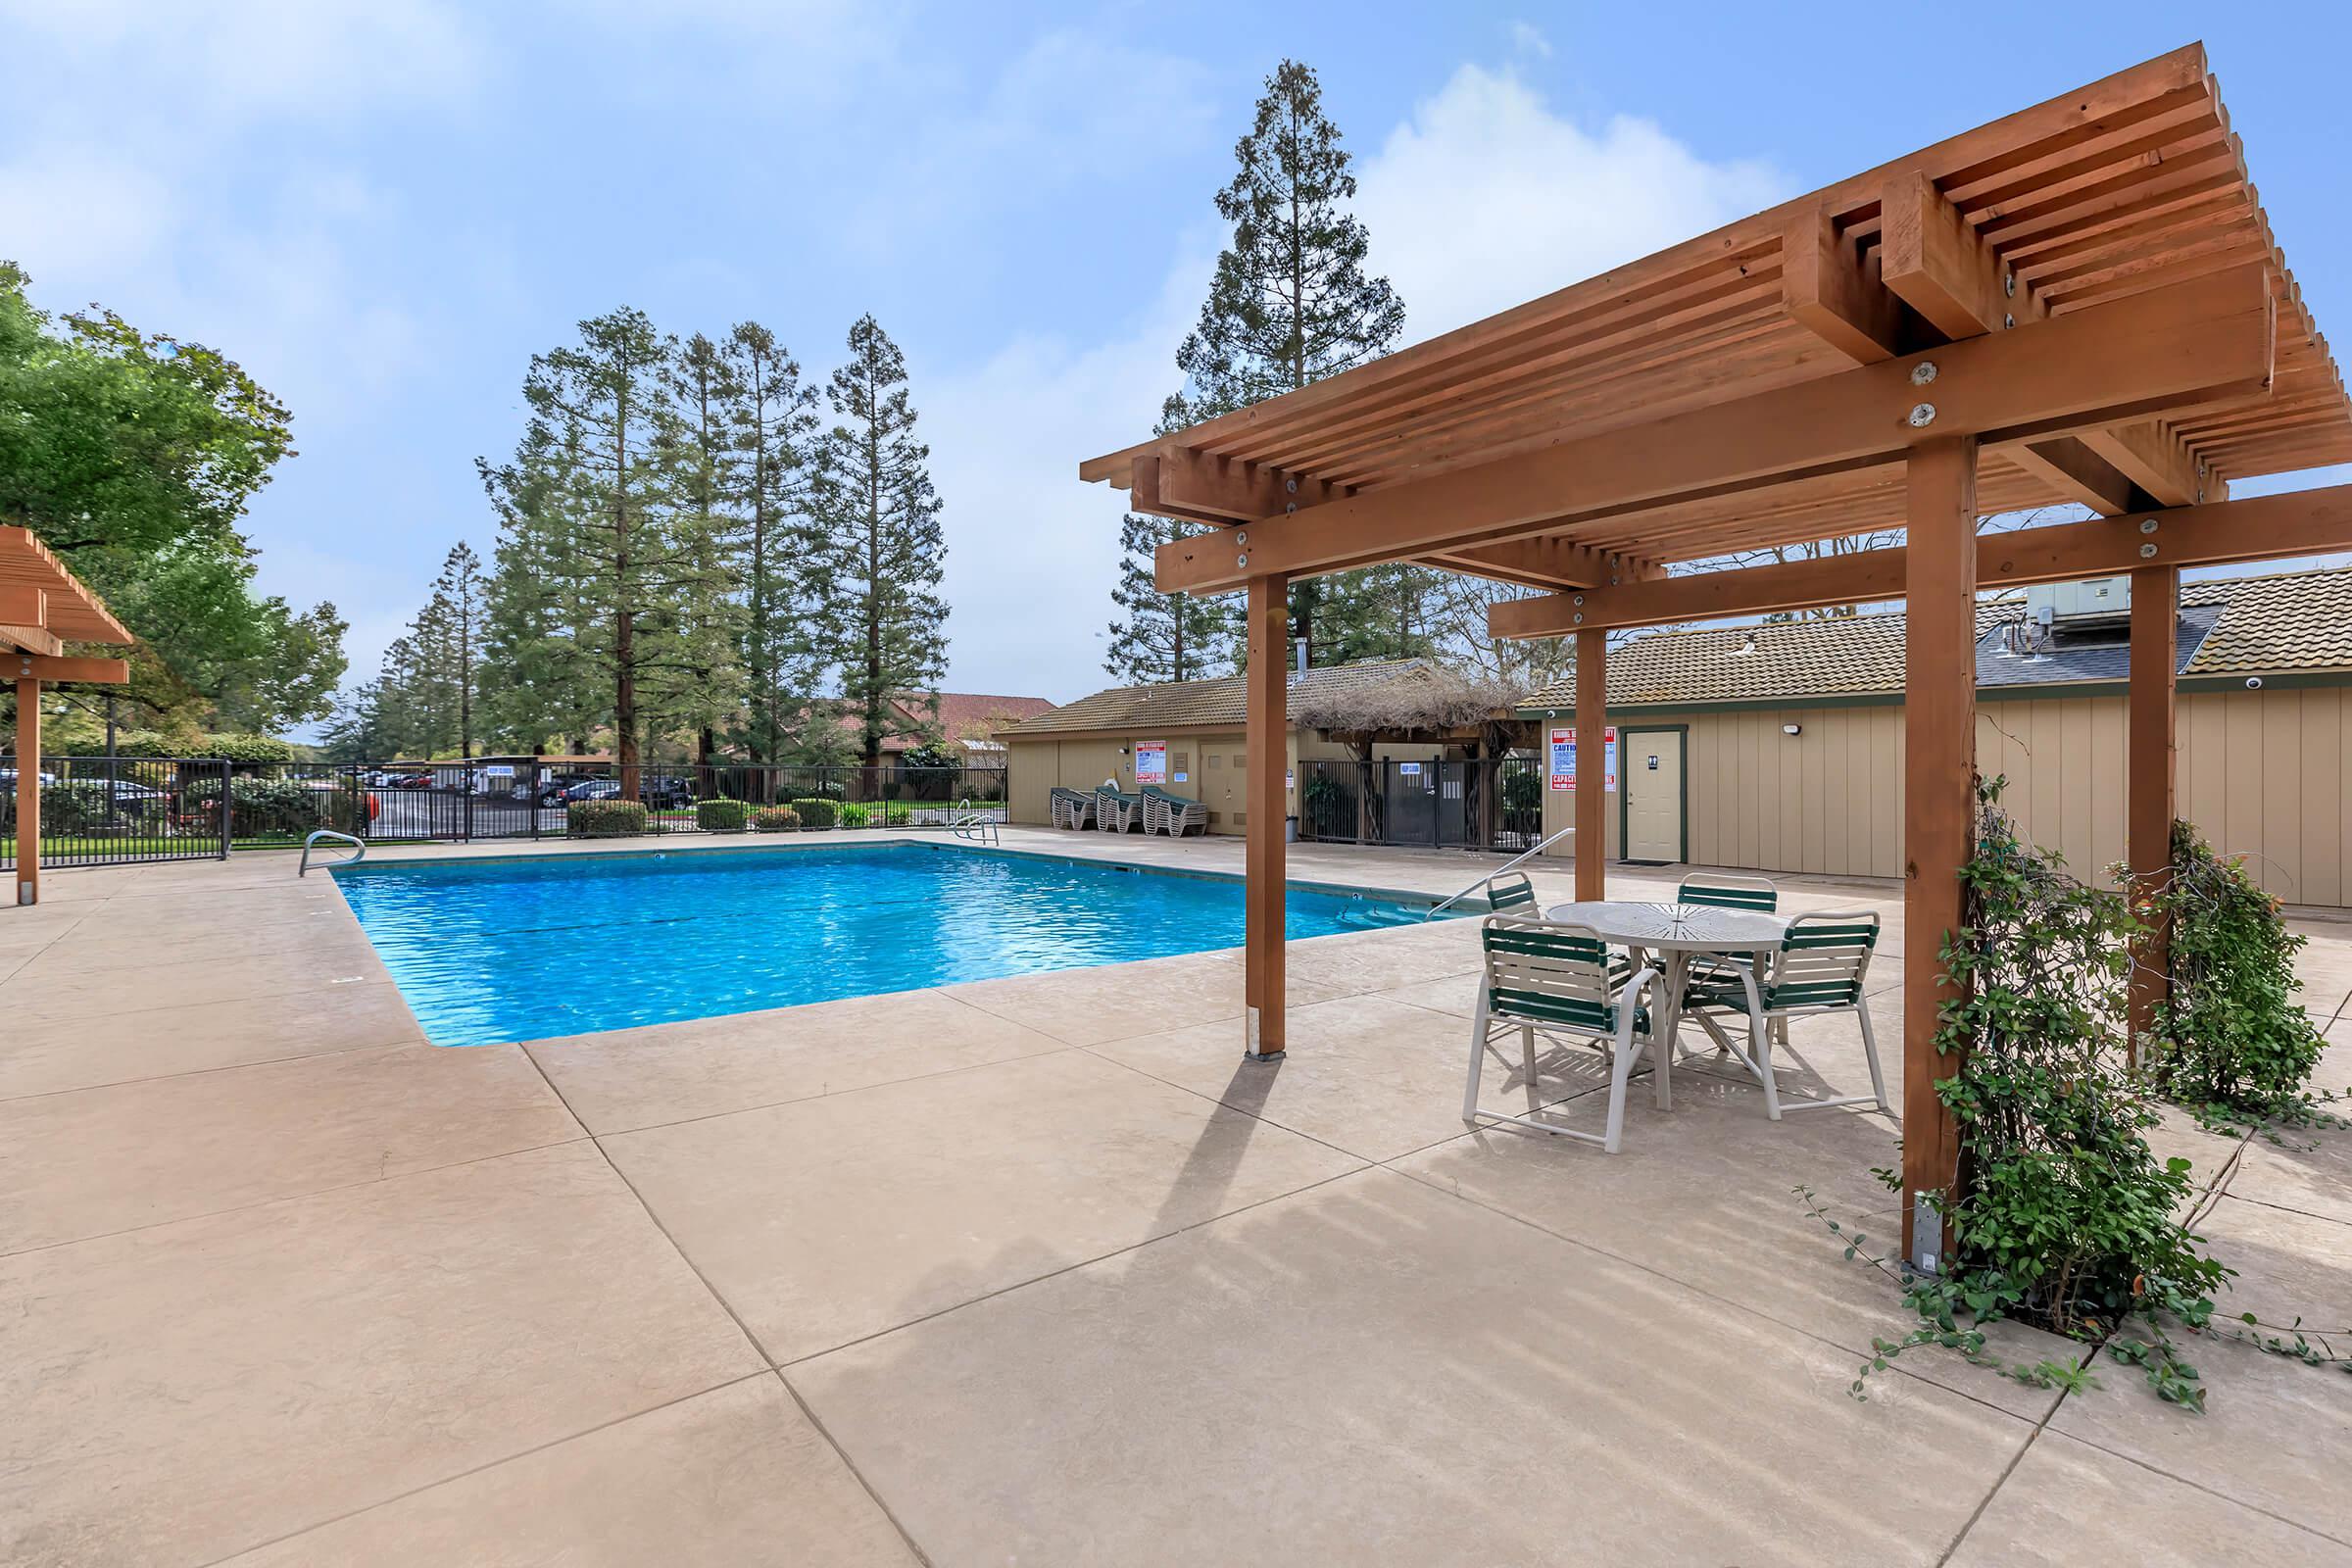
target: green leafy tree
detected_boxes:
[0,263,346,731]
[476,424,605,754]
[809,315,949,769]
[1168,60,1408,664]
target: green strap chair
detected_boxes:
[1049,787,1095,830]
[1141,785,1207,837]
[1482,870,1540,912]
[1463,915,1664,1153]
[1679,910,1889,1119]
[1094,787,1147,833]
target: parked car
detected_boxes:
[515,773,584,805]
[642,775,694,808]
[561,778,620,804]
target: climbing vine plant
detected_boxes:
[2140,820,2341,1135]
[1805,781,2347,1408]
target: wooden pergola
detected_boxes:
[1081,44,2352,1268]
[2,525,132,906]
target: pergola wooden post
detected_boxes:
[1244,571,1290,1058]
[2128,564,2181,1061]
[3,529,133,907]
[1079,48,2352,1179]
[1898,437,1978,1269]
[1575,628,1607,901]
[13,664,37,906]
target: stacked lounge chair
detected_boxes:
[1049,786,1096,830]
[1141,785,1207,837]
[1094,786,1148,833]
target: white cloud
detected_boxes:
[1507,21,1553,59]
[921,244,1213,701]
[924,61,1790,700]
[1355,63,1787,343]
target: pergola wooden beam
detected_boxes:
[1486,484,2352,638]
[1155,263,2276,595]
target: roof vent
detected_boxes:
[2025,575,2131,627]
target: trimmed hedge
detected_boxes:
[569,799,649,838]
[181,774,368,839]
[751,806,802,833]
[696,798,749,832]
[789,797,839,829]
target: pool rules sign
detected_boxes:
[1548,726,1617,791]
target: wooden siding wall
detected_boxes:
[1530,687,2352,907]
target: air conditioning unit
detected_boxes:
[2023,575,2131,625]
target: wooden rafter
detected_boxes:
[1154,264,2276,596]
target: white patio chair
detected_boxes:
[1675,871,1783,1051]
[1679,909,1888,1119]
[1463,914,1663,1153]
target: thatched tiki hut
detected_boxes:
[1289,664,1526,846]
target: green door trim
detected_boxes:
[1616,724,1690,865]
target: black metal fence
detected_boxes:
[3,757,1008,868]
[2,757,234,868]
[1297,756,1544,853]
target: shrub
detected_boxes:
[2142,821,2332,1130]
[569,799,649,838]
[1502,764,1543,816]
[882,802,912,827]
[696,798,749,833]
[789,797,839,829]
[836,802,872,828]
[182,773,368,839]
[751,806,802,833]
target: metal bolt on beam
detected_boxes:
[1910,361,1938,385]
[1908,403,1937,427]
[2139,518,2158,534]
[2140,542,2159,558]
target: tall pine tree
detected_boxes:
[662,332,749,767]
[1169,59,1426,667]
[721,321,823,766]
[483,308,685,795]
[809,315,949,770]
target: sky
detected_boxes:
[5,1,2349,726]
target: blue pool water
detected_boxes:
[334,842,1445,1046]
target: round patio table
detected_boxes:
[1540,900,1790,1111]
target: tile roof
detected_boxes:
[837,692,1056,752]
[1000,660,1433,737]
[1517,564,2352,710]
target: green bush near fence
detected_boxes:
[836,802,872,828]
[182,774,368,840]
[696,798,749,832]
[1502,765,1543,815]
[569,799,649,838]
[883,803,912,826]
[751,806,802,833]
[790,797,839,829]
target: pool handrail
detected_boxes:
[300,829,367,876]
[950,812,1001,847]
[1423,821,1579,919]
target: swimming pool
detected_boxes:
[334,842,1448,1046]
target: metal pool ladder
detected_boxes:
[949,812,1001,847]
[300,830,367,876]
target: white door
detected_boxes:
[1623,731,1684,863]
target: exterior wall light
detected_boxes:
[1782,723,1803,736]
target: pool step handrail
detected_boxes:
[949,812,1001,848]
[1423,822,1579,919]
[300,829,367,876]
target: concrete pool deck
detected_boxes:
[3,827,2349,1564]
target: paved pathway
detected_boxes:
[3,830,2347,1564]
